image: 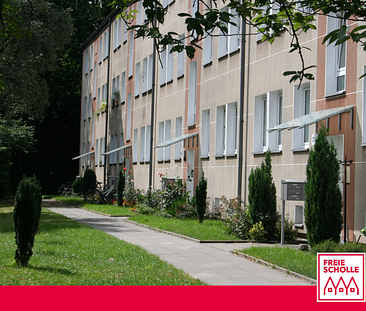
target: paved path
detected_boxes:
[43,200,314,286]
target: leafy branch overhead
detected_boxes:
[110,0,366,84]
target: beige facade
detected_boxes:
[78,1,366,242]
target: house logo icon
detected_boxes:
[318,253,365,302]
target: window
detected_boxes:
[112,75,120,106]
[83,96,87,121]
[100,137,105,166]
[175,117,182,160]
[203,32,212,65]
[188,61,197,127]
[89,46,93,71]
[88,93,92,119]
[135,62,140,97]
[142,54,153,93]
[99,36,103,63]
[114,18,122,50]
[325,14,346,96]
[91,114,95,148]
[93,62,97,98]
[216,103,237,157]
[110,134,118,164]
[84,50,89,75]
[126,93,132,141]
[133,129,138,163]
[123,19,128,43]
[177,34,185,78]
[218,8,240,58]
[158,120,171,161]
[201,109,210,158]
[97,88,101,111]
[160,45,173,85]
[121,71,126,103]
[256,3,281,42]
[137,1,143,25]
[103,30,109,59]
[95,139,99,166]
[254,90,283,153]
[293,83,311,150]
[128,31,134,78]
[119,133,124,164]
[294,205,304,227]
[140,125,151,163]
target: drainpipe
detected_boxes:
[148,13,157,191]
[243,24,251,207]
[237,17,246,199]
[103,17,112,186]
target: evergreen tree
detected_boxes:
[117,168,125,206]
[248,151,277,240]
[13,176,42,266]
[305,126,343,247]
[195,172,207,223]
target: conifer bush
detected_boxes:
[83,168,96,195]
[13,175,42,266]
[195,173,207,223]
[305,126,343,247]
[248,151,277,240]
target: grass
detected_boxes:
[239,246,317,280]
[129,214,239,241]
[52,196,134,216]
[0,201,205,285]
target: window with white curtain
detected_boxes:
[135,62,140,97]
[142,54,153,93]
[175,117,182,160]
[293,83,311,151]
[218,7,240,58]
[216,103,237,157]
[177,34,185,78]
[188,61,197,127]
[158,120,171,161]
[201,109,210,158]
[139,125,151,163]
[160,44,173,85]
[133,129,138,163]
[126,93,132,141]
[121,71,126,103]
[253,90,283,153]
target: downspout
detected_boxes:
[243,24,251,207]
[148,13,157,191]
[103,17,112,186]
[237,17,246,198]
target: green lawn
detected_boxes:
[0,202,205,285]
[129,214,239,241]
[238,246,317,280]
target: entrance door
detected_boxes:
[186,150,195,198]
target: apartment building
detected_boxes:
[77,1,366,243]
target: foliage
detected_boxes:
[83,169,96,195]
[274,214,299,242]
[248,151,277,240]
[162,178,189,217]
[133,203,156,215]
[249,222,267,241]
[305,126,343,247]
[221,196,251,240]
[13,175,42,266]
[123,170,138,207]
[72,176,84,195]
[311,240,366,254]
[110,0,366,84]
[117,168,125,206]
[194,172,207,223]
[175,202,197,220]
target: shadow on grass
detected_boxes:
[28,264,76,276]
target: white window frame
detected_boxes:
[121,71,126,103]
[325,14,347,96]
[175,117,183,160]
[100,137,105,166]
[93,62,97,98]
[89,46,93,71]
[84,50,89,75]
[254,90,283,153]
[142,54,154,93]
[95,139,99,166]
[126,93,132,141]
[203,31,212,65]
[362,66,366,145]
[103,30,109,59]
[215,103,237,157]
[99,36,103,63]
[293,83,311,151]
[135,62,140,97]
[158,120,171,161]
[188,61,197,127]
[177,34,185,78]
[160,44,174,85]
[139,125,151,163]
[119,132,124,164]
[294,205,304,227]
[133,129,138,163]
[88,94,92,119]
[256,3,281,42]
[83,96,87,121]
[128,31,134,78]
[201,109,210,158]
[218,7,240,58]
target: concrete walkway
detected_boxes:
[43,200,315,286]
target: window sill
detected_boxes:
[361,143,366,147]
[200,155,209,159]
[218,54,228,61]
[252,150,282,155]
[177,74,184,80]
[292,148,309,153]
[324,90,346,99]
[294,224,304,229]
[229,48,240,56]
[203,61,212,68]
[188,125,196,130]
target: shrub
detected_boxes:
[176,202,197,219]
[274,213,299,241]
[13,176,42,266]
[117,168,125,206]
[248,151,277,240]
[195,173,207,223]
[123,170,138,207]
[305,126,343,247]
[72,176,83,195]
[83,169,96,195]
[221,196,251,240]
[249,222,267,241]
[163,179,188,216]
[311,240,366,254]
[134,203,155,215]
